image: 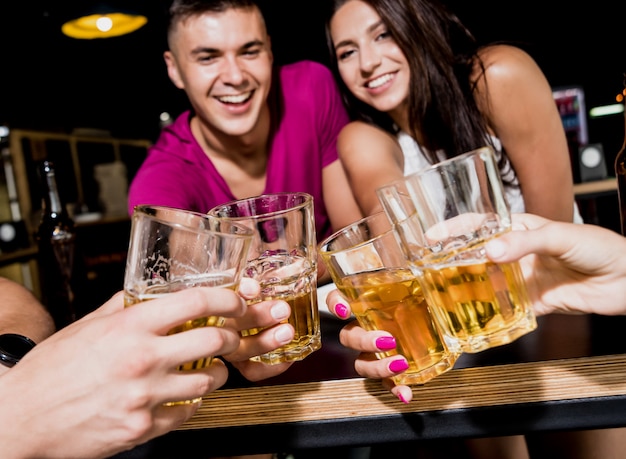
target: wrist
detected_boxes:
[0,334,36,368]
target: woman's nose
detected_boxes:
[359,45,382,73]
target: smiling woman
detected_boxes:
[321,1,626,458]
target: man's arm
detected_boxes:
[0,277,55,359]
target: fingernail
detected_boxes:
[397,392,409,404]
[376,336,396,350]
[274,325,294,344]
[335,303,350,319]
[237,281,257,297]
[485,239,505,259]
[389,359,409,373]
[270,301,290,321]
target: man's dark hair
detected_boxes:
[167,0,263,35]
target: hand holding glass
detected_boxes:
[209,192,320,365]
[124,205,253,405]
[319,212,459,385]
[377,146,537,353]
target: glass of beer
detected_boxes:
[319,212,459,385]
[377,146,537,353]
[208,192,320,365]
[124,205,254,405]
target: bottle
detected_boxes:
[615,99,626,236]
[0,126,11,222]
[35,160,79,329]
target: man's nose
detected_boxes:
[221,57,245,85]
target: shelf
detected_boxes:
[0,246,37,267]
[573,178,617,199]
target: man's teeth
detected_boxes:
[367,74,393,89]
[217,92,252,104]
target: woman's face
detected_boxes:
[330,0,410,118]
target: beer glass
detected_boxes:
[124,205,253,405]
[209,192,320,365]
[377,146,537,353]
[319,212,459,385]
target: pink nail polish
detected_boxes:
[335,303,350,319]
[376,336,396,350]
[397,392,409,404]
[389,359,409,373]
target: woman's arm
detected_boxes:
[476,44,576,222]
[322,158,364,232]
[335,121,406,217]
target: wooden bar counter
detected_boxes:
[116,312,626,457]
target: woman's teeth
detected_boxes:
[367,74,393,89]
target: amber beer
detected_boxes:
[241,254,320,365]
[124,205,253,406]
[124,273,236,372]
[320,211,458,385]
[378,147,538,354]
[412,234,537,353]
[336,267,454,385]
[208,192,320,365]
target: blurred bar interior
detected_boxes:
[0,0,624,311]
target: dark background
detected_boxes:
[0,1,625,152]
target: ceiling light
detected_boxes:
[62,9,147,39]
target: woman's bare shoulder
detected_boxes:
[338,121,399,149]
[337,121,403,170]
[475,44,545,85]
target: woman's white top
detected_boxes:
[397,131,584,223]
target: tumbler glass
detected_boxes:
[319,212,459,385]
[377,146,537,353]
[209,192,320,365]
[124,204,253,405]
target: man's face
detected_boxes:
[164,6,273,139]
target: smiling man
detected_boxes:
[128,0,362,244]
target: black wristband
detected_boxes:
[0,333,36,368]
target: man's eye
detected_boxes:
[243,49,261,57]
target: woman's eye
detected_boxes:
[338,49,355,61]
[376,31,391,41]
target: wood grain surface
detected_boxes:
[178,353,626,431]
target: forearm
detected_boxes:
[0,277,55,342]
[0,367,40,458]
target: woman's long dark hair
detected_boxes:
[324,0,500,165]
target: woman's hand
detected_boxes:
[326,288,413,403]
[486,213,626,317]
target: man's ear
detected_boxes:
[164,51,185,89]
